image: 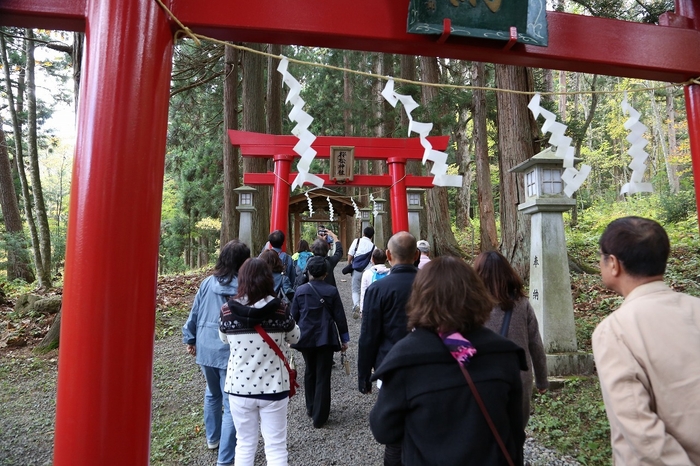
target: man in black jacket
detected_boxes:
[358,231,419,466]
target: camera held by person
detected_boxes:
[318,225,334,244]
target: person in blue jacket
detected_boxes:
[182,239,250,466]
[291,256,350,428]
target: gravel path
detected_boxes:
[0,261,581,465]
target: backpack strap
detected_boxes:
[499,309,513,337]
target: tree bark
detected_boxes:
[242,43,270,254]
[1,31,45,286]
[72,32,84,111]
[558,70,567,121]
[665,90,680,193]
[495,64,535,277]
[472,62,498,252]
[571,77,599,227]
[25,29,53,287]
[220,43,240,246]
[453,105,473,231]
[420,56,462,257]
[0,118,35,282]
[37,306,62,353]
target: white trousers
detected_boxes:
[230,395,289,466]
[352,270,363,307]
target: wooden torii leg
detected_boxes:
[270,154,294,250]
[676,0,700,227]
[687,84,700,226]
[53,0,173,464]
[388,157,409,233]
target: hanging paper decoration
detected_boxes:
[327,196,335,222]
[381,79,463,188]
[278,57,324,189]
[351,197,361,219]
[620,93,653,195]
[369,193,379,218]
[305,191,315,217]
[527,93,591,197]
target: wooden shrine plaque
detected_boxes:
[407,0,548,46]
[330,146,355,182]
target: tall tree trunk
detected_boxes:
[558,71,567,121]
[419,56,462,257]
[0,119,35,282]
[472,62,498,252]
[242,43,270,254]
[454,105,472,231]
[665,90,680,193]
[267,45,282,135]
[571,77,599,227]
[73,32,84,111]
[543,69,554,103]
[221,44,240,246]
[25,29,53,287]
[495,65,535,277]
[1,31,45,286]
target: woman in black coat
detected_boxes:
[369,256,527,466]
[290,256,350,428]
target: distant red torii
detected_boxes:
[229,130,450,236]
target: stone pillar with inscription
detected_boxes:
[511,149,593,376]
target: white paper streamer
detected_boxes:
[369,193,379,218]
[278,57,324,189]
[351,197,361,219]
[381,79,463,188]
[620,93,653,195]
[305,191,314,217]
[528,93,591,197]
[327,196,335,222]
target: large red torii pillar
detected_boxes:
[228,130,450,240]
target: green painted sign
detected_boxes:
[407,0,548,46]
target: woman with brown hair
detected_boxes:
[473,250,549,427]
[219,258,300,466]
[369,256,526,465]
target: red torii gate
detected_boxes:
[1,0,699,464]
[229,130,450,237]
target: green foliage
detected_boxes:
[161,41,226,273]
[530,377,612,465]
[658,189,697,223]
[0,276,35,296]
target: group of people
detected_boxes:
[183,228,349,466]
[183,216,700,466]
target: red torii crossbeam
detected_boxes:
[1,0,699,465]
[229,130,449,235]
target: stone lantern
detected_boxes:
[360,207,372,233]
[373,197,386,248]
[510,148,593,376]
[234,185,257,247]
[406,188,424,239]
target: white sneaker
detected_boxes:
[207,440,220,450]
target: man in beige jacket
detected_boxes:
[593,216,700,465]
